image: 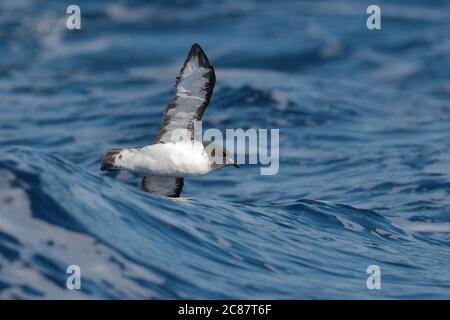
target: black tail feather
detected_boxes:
[100,148,123,171]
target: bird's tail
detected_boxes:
[100,148,123,171]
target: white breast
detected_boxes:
[115,142,211,177]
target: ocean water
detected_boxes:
[1,0,450,299]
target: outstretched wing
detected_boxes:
[155,43,215,143]
[141,176,184,198]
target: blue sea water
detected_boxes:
[1,0,450,299]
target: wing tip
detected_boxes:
[141,176,184,198]
[188,43,212,69]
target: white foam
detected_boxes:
[395,219,450,233]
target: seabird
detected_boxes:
[100,43,239,197]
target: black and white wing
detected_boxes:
[141,176,184,198]
[155,43,215,143]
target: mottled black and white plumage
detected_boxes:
[101,43,239,198]
[156,43,216,143]
[141,176,184,198]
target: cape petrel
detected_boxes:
[101,43,239,197]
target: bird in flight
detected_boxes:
[101,43,239,197]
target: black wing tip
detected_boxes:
[141,176,184,198]
[192,42,202,50]
[188,43,212,68]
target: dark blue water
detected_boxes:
[1,0,450,299]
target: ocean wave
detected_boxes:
[1,147,449,298]
[1,0,450,299]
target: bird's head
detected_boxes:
[205,143,240,170]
